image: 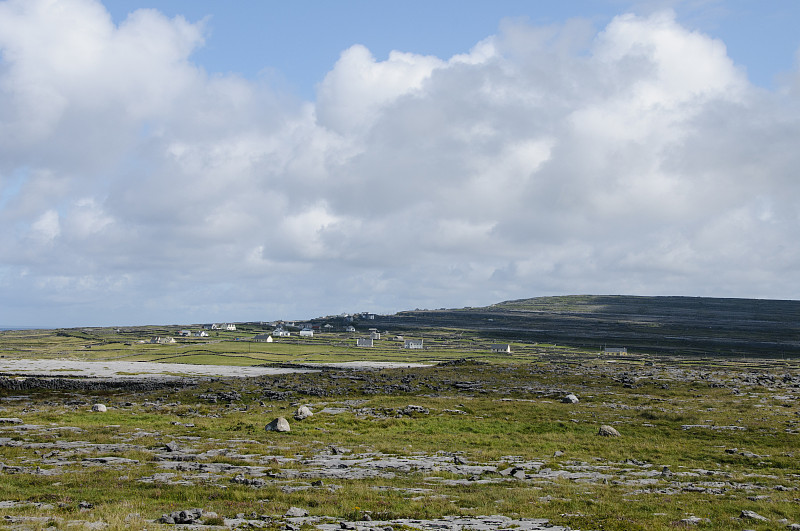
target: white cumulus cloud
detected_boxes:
[0,2,799,326]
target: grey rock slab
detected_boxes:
[285,506,309,517]
[562,394,579,404]
[82,456,139,465]
[740,510,768,521]
[314,515,569,531]
[0,418,22,424]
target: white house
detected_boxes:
[346,326,356,333]
[178,330,192,337]
[370,331,381,340]
[253,333,273,342]
[150,337,176,345]
[193,331,209,337]
[273,328,291,337]
[225,323,237,331]
[356,337,374,347]
[404,339,424,350]
[299,328,314,337]
[490,344,512,353]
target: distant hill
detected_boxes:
[372,295,800,357]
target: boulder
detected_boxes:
[265,417,291,432]
[597,425,621,437]
[91,404,107,413]
[285,506,309,517]
[164,441,181,452]
[562,394,579,404]
[294,405,313,420]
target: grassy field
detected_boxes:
[0,354,797,529]
[0,319,799,530]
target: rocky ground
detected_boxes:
[0,356,798,530]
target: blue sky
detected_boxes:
[1,0,800,327]
[102,1,799,95]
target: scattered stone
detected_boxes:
[598,425,621,437]
[400,405,429,415]
[0,418,23,424]
[454,455,468,465]
[562,394,579,404]
[91,404,107,413]
[79,501,94,509]
[265,417,291,432]
[164,441,181,452]
[740,509,768,521]
[294,405,314,420]
[553,450,564,457]
[679,516,710,525]
[285,506,309,517]
[232,474,267,487]
[158,508,204,524]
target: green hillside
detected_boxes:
[372,295,800,357]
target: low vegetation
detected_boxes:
[0,352,797,530]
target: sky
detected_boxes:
[1,0,800,327]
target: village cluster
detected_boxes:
[141,313,518,353]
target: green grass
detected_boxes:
[0,329,798,530]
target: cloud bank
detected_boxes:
[1,0,799,326]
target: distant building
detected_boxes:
[225,323,237,331]
[370,331,381,340]
[603,347,627,354]
[356,337,374,348]
[178,330,192,337]
[150,337,176,345]
[253,333,273,342]
[346,326,356,333]
[299,328,314,337]
[404,339,424,350]
[193,331,209,337]
[490,344,512,354]
[273,328,291,337]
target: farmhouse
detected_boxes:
[225,323,237,331]
[356,338,374,348]
[490,344,512,353]
[404,339,424,350]
[299,328,314,337]
[346,326,356,333]
[253,333,273,342]
[178,330,192,337]
[273,328,291,337]
[193,331,209,337]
